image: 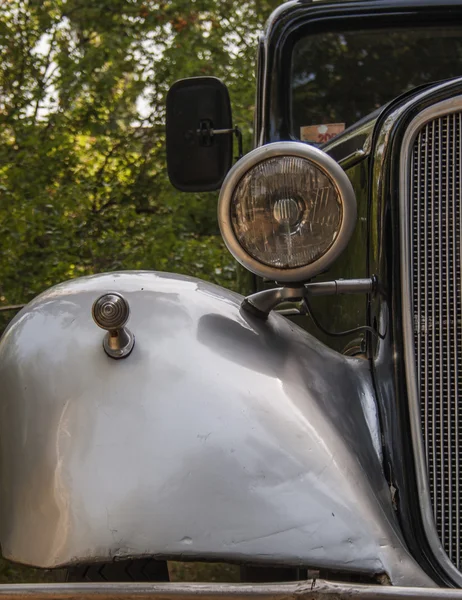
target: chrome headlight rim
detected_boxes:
[218,141,357,283]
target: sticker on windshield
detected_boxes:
[301,123,345,144]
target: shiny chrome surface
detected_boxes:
[218,142,357,283]
[93,293,130,330]
[0,271,430,585]
[92,292,135,359]
[0,580,461,600]
[413,115,462,563]
[243,286,306,318]
[243,279,375,318]
[400,96,462,585]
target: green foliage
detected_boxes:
[0,0,280,331]
[0,558,61,583]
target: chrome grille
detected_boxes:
[410,112,462,569]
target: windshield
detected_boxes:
[291,27,462,142]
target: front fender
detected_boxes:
[0,272,431,586]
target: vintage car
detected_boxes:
[1,0,462,598]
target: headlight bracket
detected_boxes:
[242,277,376,319]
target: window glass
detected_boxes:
[291,28,462,141]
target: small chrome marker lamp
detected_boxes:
[92,292,135,359]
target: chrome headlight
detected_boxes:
[218,142,357,282]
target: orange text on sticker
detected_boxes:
[300,123,345,144]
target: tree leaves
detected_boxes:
[0,0,280,330]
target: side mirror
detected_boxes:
[166,77,233,192]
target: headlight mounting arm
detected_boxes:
[242,277,376,319]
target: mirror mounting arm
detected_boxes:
[197,121,243,160]
[234,126,243,160]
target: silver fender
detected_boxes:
[0,272,431,586]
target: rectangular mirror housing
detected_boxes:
[166,77,233,192]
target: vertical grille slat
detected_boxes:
[456,113,461,569]
[411,111,462,570]
[445,115,453,558]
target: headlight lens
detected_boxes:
[218,142,356,283]
[230,156,342,269]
